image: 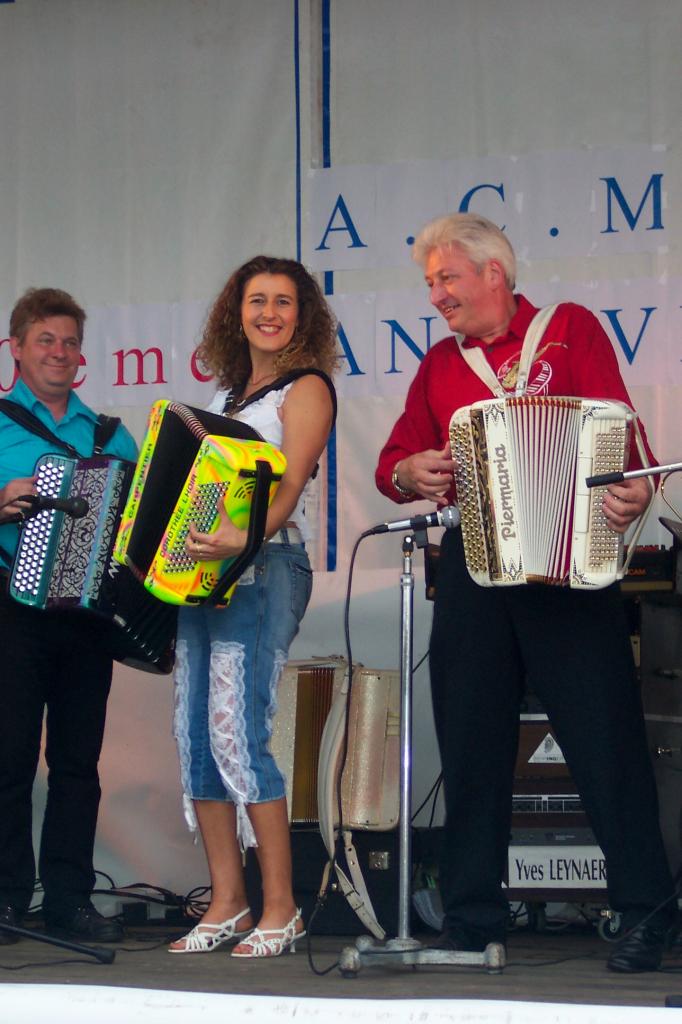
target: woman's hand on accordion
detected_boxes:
[186,503,247,561]
[603,476,653,534]
[396,443,455,505]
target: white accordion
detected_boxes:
[449,395,646,590]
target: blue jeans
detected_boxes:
[173,535,312,849]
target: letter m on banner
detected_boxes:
[600,174,663,234]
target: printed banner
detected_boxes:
[306,145,669,270]
[2,273,677,408]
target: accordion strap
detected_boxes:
[0,398,120,458]
[92,415,122,454]
[223,369,337,424]
[620,416,654,578]
[316,832,387,941]
[222,369,337,482]
[514,304,560,396]
[455,303,559,398]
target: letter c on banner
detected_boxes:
[459,183,506,232]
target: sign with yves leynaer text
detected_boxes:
[507,845,607,890]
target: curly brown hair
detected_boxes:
[195,256,339,392]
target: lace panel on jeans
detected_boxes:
[173,639,199,834]
[209,640,258,849]
[264,649,287,739]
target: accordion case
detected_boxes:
[9,453,177,673]
[317,665,401,938]
[449,395,644,589]
[268,660,401,938]
[113,400,286,607]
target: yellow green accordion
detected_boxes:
[114,399,286,606]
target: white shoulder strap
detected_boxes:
[454,303,560,398]
[515,303,559,396]
[454,335,503,396]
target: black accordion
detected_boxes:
[9,453,176,674]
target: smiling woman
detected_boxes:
[168,255,339,960]
[241,273,299,370]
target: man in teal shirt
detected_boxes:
[0,288,137,945]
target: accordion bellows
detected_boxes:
[449,396,633,589]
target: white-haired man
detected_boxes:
[376,212,676,973]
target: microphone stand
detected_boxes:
[595,461,682,1004]
[585,461,682,488]
[0,920,115,964]
[338,529,505,977]
[587,460,682,555]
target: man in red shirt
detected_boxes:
[376,212,676,973]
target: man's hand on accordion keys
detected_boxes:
[394,442,455,505]
[602,476,653,534]
[0,476,37,523]
[186,502,247,561]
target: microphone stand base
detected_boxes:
[338,935,506,976]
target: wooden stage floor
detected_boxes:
[1,924,682,1010]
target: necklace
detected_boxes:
[227,370,277,412]
[246,371,276,388]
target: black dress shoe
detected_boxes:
[607,922,667,973]
[47,905,123,943]
[0,905,21,945]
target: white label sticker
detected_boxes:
[528,732,566,764]
[507,845,606,889]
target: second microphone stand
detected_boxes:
[338,530,506,976]
[0,919,115,963]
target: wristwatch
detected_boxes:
[392,466,415,499]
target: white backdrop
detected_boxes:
[1,0,681,906]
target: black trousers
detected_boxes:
[0,589,113,920]
[430,529,675,940]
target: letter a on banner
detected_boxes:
[316,195,368,251]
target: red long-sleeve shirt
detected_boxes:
[375,294,655,504]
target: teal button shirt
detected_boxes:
[0,379,138,568]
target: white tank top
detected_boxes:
[206,384,313,541]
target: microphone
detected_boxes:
[368,506,461,536]
[18,494,90,518]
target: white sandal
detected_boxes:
[168,907,252,953]
[231,908,305,958]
